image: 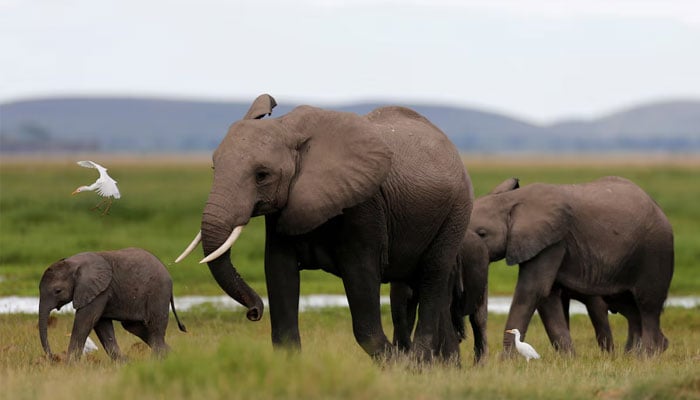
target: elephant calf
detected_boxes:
[469,176,673,356]
[390,230,489,364]
[39,248,187,361]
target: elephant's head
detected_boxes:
[469,178,571,266]
[176,94,393,321]
[38,254,112,357]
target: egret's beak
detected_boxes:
[71,189,79,195]
[505,329,514,334]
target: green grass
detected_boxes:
[1,156,699,296]
[1,156,699,399]
[1,307,699,400]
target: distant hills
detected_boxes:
[1,97,698,153]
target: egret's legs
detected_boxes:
[91,198,107,211]
[101,198,113,215]
[89,198,113,215]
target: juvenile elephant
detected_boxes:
[390,230,489,364]
[176,94,472,362]
[39,248,187,361]
[469,177,673,356]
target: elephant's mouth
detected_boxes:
[252,200,278,216]
[55,300,69,311]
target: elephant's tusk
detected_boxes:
[199,225,244,264]
[175,231,202,263]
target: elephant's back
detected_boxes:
[366,107,474,275]
[367,106,468,183]
[100,248,172,284]
[564,177,671,264]
[569,177,664,219]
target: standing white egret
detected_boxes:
[64,333,99,354]
[83,336,99,354]
[72,160,121,215]
[506,328,541,362]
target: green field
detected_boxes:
[1,308,699,400]
[1,155,699,399]
[1,155,698,296]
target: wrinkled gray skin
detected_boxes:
[542,285,614,353]
[390,230,489,364]
[469,177,673,356]
[195,94,472,362]
[39,248,186,361]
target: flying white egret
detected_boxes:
[72,160,121,215]
[506,328,541,362]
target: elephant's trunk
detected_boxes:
[38,299,53,356]
[201,201,264,321]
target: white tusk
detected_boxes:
[199,225,244,264]
[175,231,202,263]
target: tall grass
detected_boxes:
[1,308,699,400]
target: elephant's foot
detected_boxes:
[551,339,576,356]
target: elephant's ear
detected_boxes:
[276,107,392,235]
[505,199,571,265]
[72,255,112,309]
[489,178,520,195]
[243,94,277,120]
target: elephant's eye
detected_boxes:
[54,288,62,295]
[255,170,270,184]
[476,228,487,238]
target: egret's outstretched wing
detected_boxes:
[75,160,119,198]
[76,160,104,170]
[96,178,121,199]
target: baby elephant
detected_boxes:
[39,248,186,361]
[390,230,489,364]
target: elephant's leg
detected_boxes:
[68,295,109,361]
[412,212,467,364]
[635,297,667,356]
[503,242,565,357]
[93,318,123,360]
[334,207,392,360]
[390,282,417,352]
[413,263,460,364]
[537,291,574,354]
[341,264,391,359]
[435,304,461,364]
[264,234,301,350]
[121,321,150,345]
[633,250,672,355]
[608,295,641,353]
[469,294,488,364]
[584,297,614,353]
[625,312,642,353]
[560,289,571,330]
[121,320,169,357]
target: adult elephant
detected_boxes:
[390,230,489,364]
[468,177,673,356]
[177,94,473,362]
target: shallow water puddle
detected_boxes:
[1,295,698,314]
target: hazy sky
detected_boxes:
[1,0,699,122]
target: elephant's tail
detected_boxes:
[170,295,187,332]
